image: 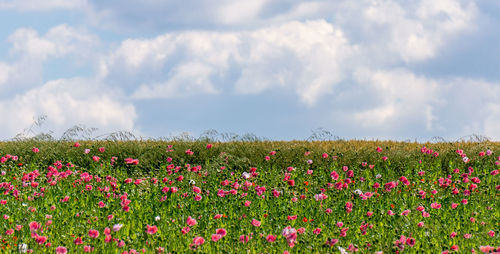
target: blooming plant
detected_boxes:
[0,141,498,253]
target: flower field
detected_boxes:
[0,141,499,253]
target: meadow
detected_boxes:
[0,140,498,253]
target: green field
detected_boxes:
[0,140,499,253]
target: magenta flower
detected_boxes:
[181,226,190,234]
[113,224,123,232]
[313,228,322,235]
[431,203,441,209]
[211,234,222,242]
[251,219,261,227]
[187,216,197,226]
[266,234,277,242]
[29,221,40,231]
[55,246,67,254]
[74,237,83,245]
[239,235,249,243]
[488,230,495,237]
[146,225,158,235]
[192,236,205,246]
[88,229,99,238]
[215,228,227,237]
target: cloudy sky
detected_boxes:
[0,0,499,141]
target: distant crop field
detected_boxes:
[0,140,499,253]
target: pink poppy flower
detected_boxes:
[313,228,321,235]
[117,241,125,248]
[113,224,123,232]
[192,236,205,246]
[266,235,277,242]
[187,216,197,226]
[74,237,83,245]
[29,221,40,231]
[211,234,222,242]
[400,210,410,216]
[488,230,495,237]
[431,203,441,209]
[146,225,158,235]
[479,246,496,253]
[181,226,190,234]
[239,235,249,243]
[251,219,261,227]
[216,228,227,237]
[88,229,99,238]
[35,235,47,245]
[55,246,67,254]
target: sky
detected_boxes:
[0,0,499,141]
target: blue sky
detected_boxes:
[0,0,499,141]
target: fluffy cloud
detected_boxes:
[8,24,99,61]
[0,24,100,96]
[0,0,86,11]
[101,20,355,105]
[0,62,10,86]
[98,0,476,106]
[344,69,500,140]
[0,0,495,140]
[352,68,440,130]
[0,78,137,139]
[359,0,476,62]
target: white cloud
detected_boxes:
[96,0,477,106]
[484,103,500,140]
[0,78,137,138]
[440,79,500,140]
[1,25,100,94]
[132,61,220,99]
[8,24,99,61]
[359,0,476,62]
[102,20,355,105]
[0,0,492,140]
[352,68,440,130]
[216,0,268,25]
[0,0,86,11]
[345,69,500,140]
[0,62,10,85]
